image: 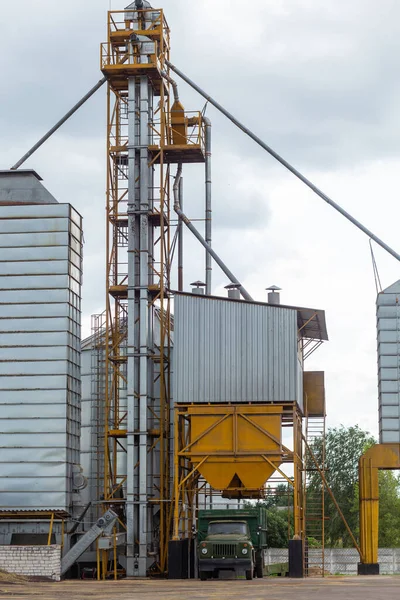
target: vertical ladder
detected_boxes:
[304,416,326,577]
[91,313,106,520]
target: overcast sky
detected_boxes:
[2,0,400,438]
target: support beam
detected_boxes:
[359,443,400,572]
[166,60,400,264]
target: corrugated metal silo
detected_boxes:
[377,280,400,443]
[0,170,83,513]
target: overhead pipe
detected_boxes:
[204,116,212,295]
[165,59,400,264]
[173,164,184,291]
[162,69,213,294]
[11,77,107,170]
[173,165,252,301]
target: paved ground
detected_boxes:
[1,577,400,600]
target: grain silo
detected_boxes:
[377,280,400,443]
[0,170,83,556]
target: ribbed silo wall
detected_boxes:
[173,294,300,406]
[0,203,82,512]
[377,281,400,443]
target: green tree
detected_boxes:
[265,509,291,547]
[247,486,293,548]
[311,425,375,547]
[378,471,400,547]
[309,425,400,548]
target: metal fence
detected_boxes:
[266,548,400,575]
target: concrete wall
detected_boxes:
[266,548,400,575]
[0,545,61,581]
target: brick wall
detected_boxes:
[0,545,61,581]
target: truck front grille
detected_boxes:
[212,543,236,557]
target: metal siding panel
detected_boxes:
[377,305,399,318]
[0,304,68,319]
[0,462,66,478]
[0,404,66,419]
[0,317,70,332]
[0,447,67,462]
[381,405,400,418]
[381,380,399,393]
[381,418,400,430]
[0,260,69,276]
[0,231,69,248]
[0,477,67,493]
[378,318,398,331]
[0,432,67,447]
[380,392,400,405]
[0,418,68,434]
[0,288,69,304]
[380,367,399,380]
[0,389,69,404]
[0,331,69,346]
[379,356,399,368]
[0,204,70,220]
[174,295,299,404]
[379,343,399,356]
[381,430,400,443]
[0,375,67,390]
[0,361,70,376]
[0,274,69,290]
[0,217,70,234]
[0,246,68,261]
[378,330,399,343]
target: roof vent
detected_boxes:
[191,281,206,295]
[266,285,282,305]
[225,283,241,300]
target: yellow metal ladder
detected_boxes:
[304,416,326,577]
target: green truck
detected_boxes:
[197,508,268,580]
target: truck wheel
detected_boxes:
[245,568,254,580]
[200,572,208,581]
[212,571,219,579]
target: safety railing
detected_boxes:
[101,9,169,70]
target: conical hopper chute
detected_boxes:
[186,405,284,499]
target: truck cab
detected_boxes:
[198,519,255,580]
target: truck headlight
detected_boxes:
[242,548,248,555]
[201,548,208,555]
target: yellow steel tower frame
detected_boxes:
[101,7,205,576]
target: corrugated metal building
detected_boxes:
[377,280,400,443]
[0,170,83,513]
[173,293,327,411]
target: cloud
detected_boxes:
[2,0,400,437]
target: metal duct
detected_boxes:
[204,117,212,295]
[160,71,180,103]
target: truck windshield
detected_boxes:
[208,522,248,535]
